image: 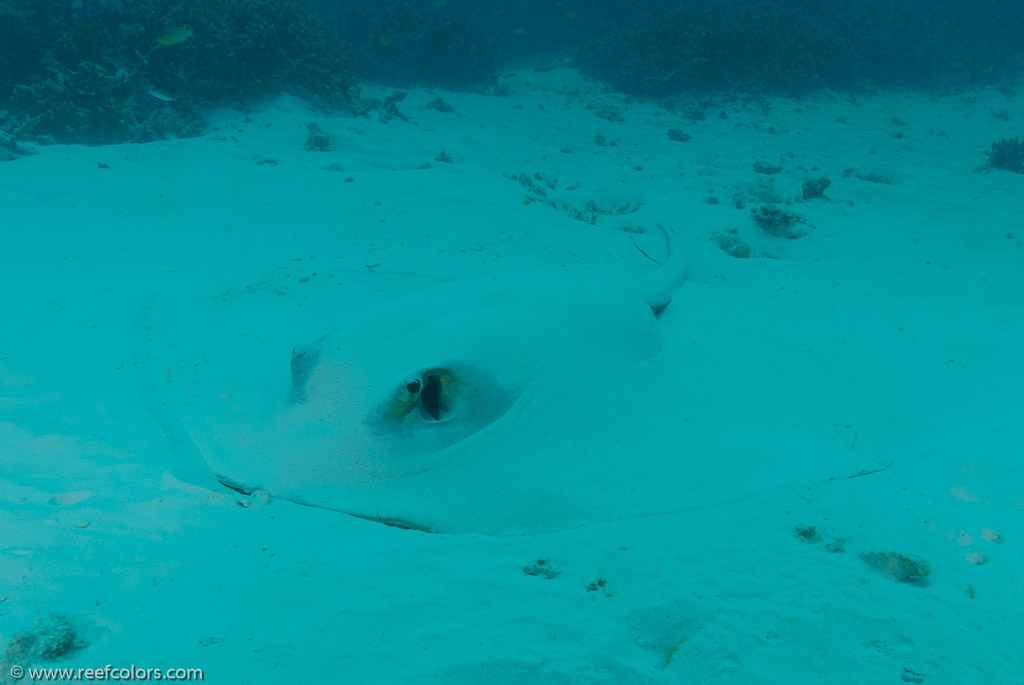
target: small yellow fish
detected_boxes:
[156,26,194,46]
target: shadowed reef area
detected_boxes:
[2,0,1022,145]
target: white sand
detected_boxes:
[1,69,1022,683]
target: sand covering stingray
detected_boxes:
[142,228,887,535]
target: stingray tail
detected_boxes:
[640,224,688,316]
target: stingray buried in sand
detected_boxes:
[143,227,885,535]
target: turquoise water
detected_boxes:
[1,2,1022,682]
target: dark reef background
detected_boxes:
[1,0,1022,145]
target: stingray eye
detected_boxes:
[418,373,444,420]
[382,369,462,424]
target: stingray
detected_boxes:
[142,226,888,535]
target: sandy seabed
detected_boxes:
[1,69,1022,683]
